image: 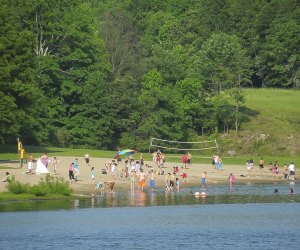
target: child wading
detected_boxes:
[201,172,207,188]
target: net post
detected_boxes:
[215,139,219,154]
[148,138,153,154]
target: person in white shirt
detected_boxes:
[288,162,295,181]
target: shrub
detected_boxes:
[7,181,30,194]
[30,185,49,196]
[30,174,72,196]
[7,174,72,197]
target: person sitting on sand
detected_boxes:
[268,162,273,172]
[272,164,279,178]
[1,172,13,182]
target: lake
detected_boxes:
[0,182,299,249]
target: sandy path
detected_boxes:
[0,156,296,195]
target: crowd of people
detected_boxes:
[91,150,199,194]
[246,158,295,181]
[2,148,297,196]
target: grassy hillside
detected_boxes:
[219,88,300,157]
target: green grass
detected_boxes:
[0,192,43,201]
[245,88,300,115]
[244,89,300,141]
[0,143,298,166]
[0,192,74,202]
[218,88,300,157]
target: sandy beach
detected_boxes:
[0,156,297,195]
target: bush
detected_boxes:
[30,185,49,196]
[7,174,72,197]
[7,181,30,194]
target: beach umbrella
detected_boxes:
[114,149,136,159]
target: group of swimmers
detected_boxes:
[274,188,294,194]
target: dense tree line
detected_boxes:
[0,0,299,150]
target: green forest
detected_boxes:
[1,0,299,153]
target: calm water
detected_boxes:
[0,182,299,249]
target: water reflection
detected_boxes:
[0,182,299,212]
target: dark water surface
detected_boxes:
[0,182,299,249]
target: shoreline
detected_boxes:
[0,156,297,197]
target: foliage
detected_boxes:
[6,174,72,196]
[7,181,30,194]
[1,0,299,156]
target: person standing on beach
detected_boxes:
[68,163,75,183]
[181,167,189,183]
[130,170,136,192]
[41,153,49,168]
[182,153,188,168]
[288,162,295,181]
[170,173,175,190]
[27,153,34,174]
[150,170,155,191]
[84,153,90,166]
[246,160,252,177]
[90,166,95,183]
[138,170,147,191]
[135,161,141,176]
[140,153,144,167]
[259,158,264,172]
[213,154,218,169]
[165,173,171,191]
[216,155,223,171]
[52,156,59,175]
[187,152,192,167]
[152,151,157,164]
[73,158,79,180]
[17,137,22,155]
[282,163,289,179]
[175,177,180,191]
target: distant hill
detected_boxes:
[218,88,300,157]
